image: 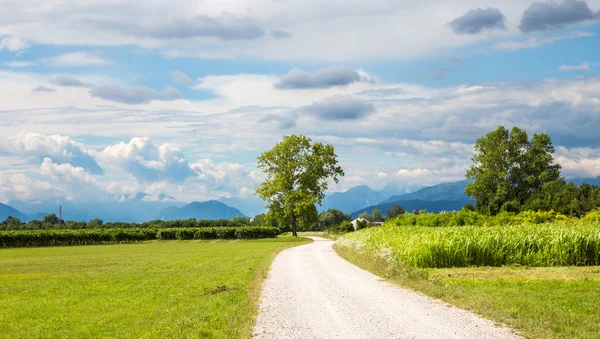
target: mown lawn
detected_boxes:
[0,237,311,338]
[335,243,600,339]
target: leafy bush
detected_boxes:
[583,209,600,223]
[329,220,355,234]
[387,209,590,228]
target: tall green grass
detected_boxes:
[339,222,600,268]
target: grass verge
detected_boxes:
[334,242,600,339]
[0,236,311,338]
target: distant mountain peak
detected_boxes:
[157,200,246,221]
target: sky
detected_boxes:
[0,0,600,204]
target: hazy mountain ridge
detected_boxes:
[382,180,474,204]
[217,196,266,217]
[319,183,420,214]
[157,200,246,221]
[351,199,469,218]
[0,203,28,222]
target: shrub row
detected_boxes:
[339,222,600,268]
[388,209,600,228]
[0,227,281,248]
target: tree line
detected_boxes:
[1,214,267,231]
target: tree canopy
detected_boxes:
[465,126,561,214]
[386,205,406,220]
[256,135,344,236]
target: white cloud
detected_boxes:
[558,62,592,72]
[98,137,196,183]
[555,146,600,178]
[0,173,64,203]
[0,36,29,52]
[0,133,103,174]
[43,52,110,67]
[5,61,37,67]
[493,31,595,51]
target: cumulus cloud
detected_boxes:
[520,0,599,33]
[0,173,64,203]
[270,30,291,39]
[93,13,265,41]
[448,8,506,35]
[99,137,196,183]
[555,146,600,178]
[0,133,104,174]
[43,52,110,67]
[40,158,96,183]
[171,70,195,86]
[0,36,29,52]
[89,84,182,104]
[301,95,375,120]
[275,67,371,89]
[190,159,259,198]
[32,85,56,93]
[51,75,94,88]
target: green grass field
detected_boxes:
[336,234,600,339]
[0,237,311,338]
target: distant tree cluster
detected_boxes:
[0,214,260,231]
[466,126,600,216]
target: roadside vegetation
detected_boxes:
[335,243,600,339]
[335,126,600,338]
[0,236,311,338]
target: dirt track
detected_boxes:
[253,237,519,339]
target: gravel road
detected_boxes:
[253,237,520,339]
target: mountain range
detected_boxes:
[319,183,421,214]
[381,180,473,204]
[157,200,246,221]
[2,176,599,223]
[0,203,28,222]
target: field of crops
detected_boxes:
[0,226,281,248]
[338,222,600,268]
[0,237,310,338]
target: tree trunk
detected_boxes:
[291,214,297,237]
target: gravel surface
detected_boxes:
[253,237,520,339]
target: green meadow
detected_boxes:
[0,237,310,338]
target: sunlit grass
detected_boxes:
[0,237,311,338]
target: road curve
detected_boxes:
[253,237,520,339]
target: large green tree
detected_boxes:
[256,135,344,236]
[465,126,561,214]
